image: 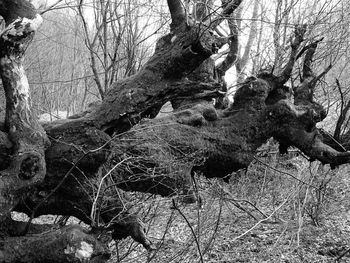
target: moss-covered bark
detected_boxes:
[0,1,349,262]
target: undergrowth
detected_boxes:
[106,150,350,263]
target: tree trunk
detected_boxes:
[0,1,349,262]
[0,0,50,220]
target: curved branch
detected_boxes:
[167,0,186,30]
[210,0,243,29]
[277,24,307,84]
[294,39,330,105]
[334,79,350,140]
[216,16,238,79]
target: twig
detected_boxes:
[225,199,257,220]
[336,248,350,262]
[172,199,204,263]
[90,157,131,226]
[253,157,332,196]
[147,210,176,262]
[256,156,340,204]
[219,183,268,219]
[227,198,268,219]
[231,188,297,242]
[296,165,315,247]
[320,128,347,153]
[40,0,65,14]
[202,189,223,256]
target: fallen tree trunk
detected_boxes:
[0,1,350,262]
[10,73,350,259]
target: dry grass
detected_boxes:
[106,152,350,263]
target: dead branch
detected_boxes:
[209,0,243,29]
[334,79,350,140]
[277,24,307,84]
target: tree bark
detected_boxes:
[0,1,350,262]
[0,0,49,220]
[0,223,110,263]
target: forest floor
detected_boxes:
[12,152,350,263]
[107,153,350,263]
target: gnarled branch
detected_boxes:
[277,24,307,84]
[167,0,186,31]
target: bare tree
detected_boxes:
[75,0,165,99]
